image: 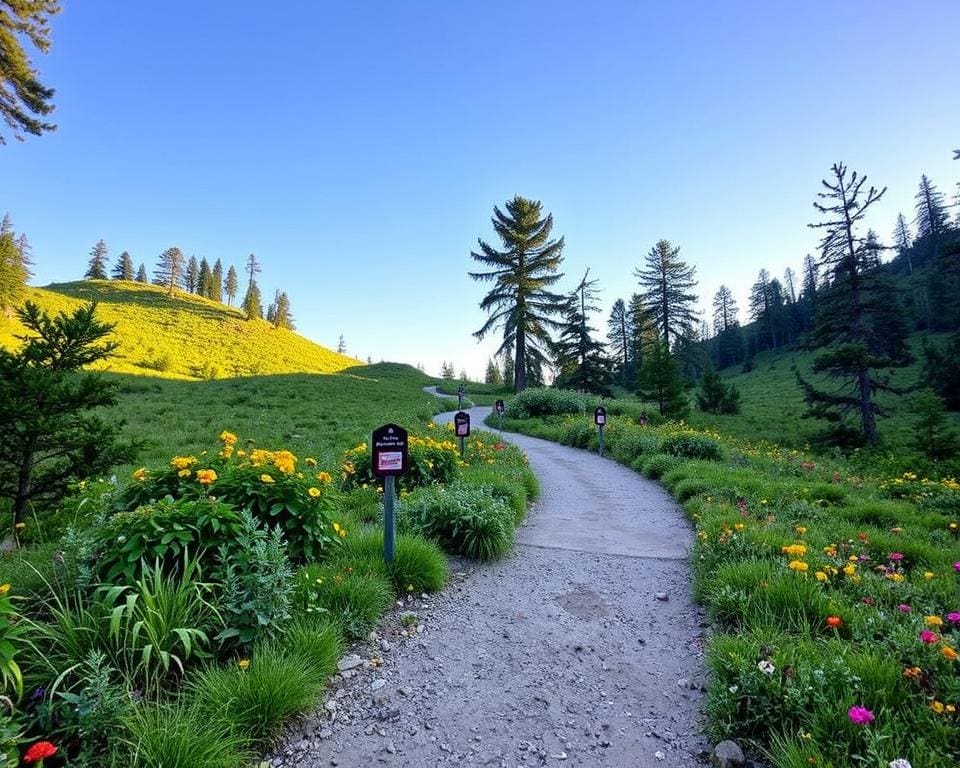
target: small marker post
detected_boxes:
[495,399,505,438]
[594,406,607,458]
[454,411,471,459]
[371,424,409,567]
[383,475,395,564]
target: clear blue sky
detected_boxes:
[4,1,958,379]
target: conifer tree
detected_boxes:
[111,251,134,281]
[440,361,455,380]
[893,213,913,273]
[469,196,566,391]
[85,239,108,280]
[241,279,263,320]
[225,265,239,305]
[184,256,199,293]
[272,290,293,329]
[696,365,741,414]
[635,239,697,349]
[914,174,950,243]
[198,257,212,297]
[712,285,738,334]
[245,253,261,290]
[711,285,742,368]
[484,358,503,385]
[910,390,959,460]
[155,247,185,297]
[798,163,910,446]
[626,293,657,381]
[749,269,779,350]
[637,339,688,418]
[0,219,30,316]
[337,334,346,354]
[136,263,147,283]
[552,270,611,395]
[501,348,514,387]
[0,0,59,145]
[606,298,630,385]
[210,259,223,302]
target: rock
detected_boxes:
[712,740,746,768]
[324,699,338,713]
[337,654,363,672]
[655,592,669,602]
[655,751,666,761]
[371,678,387,691]
[380,639,392,652]
[384,739,397,754]
[319,729,333,739]
[550,751,568,760]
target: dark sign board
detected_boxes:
[371,423,409,478]
[594,406,607,426]
[495,399,505,414]
[454,411,471,438]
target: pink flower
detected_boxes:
[920,630,941,644]
[954,562,960,573]
[947,612,960,623]
[898,604,913,613]
[889,552,904,562]
[848,705,874,726]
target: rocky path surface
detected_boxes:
[268,399,708,768]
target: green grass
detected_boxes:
[332,528,449,594]
[435,379,513,406]
[292,563,393,638]
[273,614,343,676]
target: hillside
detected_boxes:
[0,280,359,379]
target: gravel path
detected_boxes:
[267,399,708,768]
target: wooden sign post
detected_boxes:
[371,423,409,565]
[594,406,607,458]
[454,411,470,458]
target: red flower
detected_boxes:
[24,741,58,764]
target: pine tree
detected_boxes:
[440,361,455,380]
[914,174,950,244]
[265,299,276,325]
[469,196,566,392]
[893,213,913,274]
[501,348,514,388]
[922,334,960,410]
[155,247,185,297]
[712,285,738,334]
[637,339,688,418]
[210,259,224,302]
[799,162,910,446]
[273,291,293,329]
[749,269,779,350]
[552,270,612,395]
[861,229,883,269]
[606,298,630,386]
[635,239,698,349]
[484,358,503,385]
[337,334,346,354]
[711,285,742,369]
[910,390,959,460]
[136,263,148,283]
[0,220,30,316]
[184,256,199,293]
[111,251,134,281]
[696,365,741,414]
[85,239,108,280]
[0,1,59,145]
[225,265,239,305]
[198,258,212,297]
[245,253,261,291]
[626,293,657,381]
[241,279,263,320]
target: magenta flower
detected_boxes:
[920,630,941,644]
[954,562,960,572]
[898,604,913,613]
[889,552,904,562]
[848,705,875,726]
[947,611,960,623]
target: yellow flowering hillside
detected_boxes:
[0,281,359,379]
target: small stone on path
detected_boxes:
[712,740,746,768]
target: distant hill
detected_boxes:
[0,281,360,379]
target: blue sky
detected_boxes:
[3,1,958,379]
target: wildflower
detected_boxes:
[898,604,912,613]
[942,646,958,661]
[815,571,828,582]
[757,660,775,675]
[925,615,943,628]
[889,552,904,562]
[308,487,321,498]
[902,666,922,679]
[947,612,960,623]
[407,584,414,592]
[219,431,238,446]
[13,522,25,530]
[954,562,960,573]
[0,583,10,597]
[924,571,935,580]
[843,564,857,577]
[887,573,905,583]
[305,457,318,467]
[847,705,874,726]
[317,471,333,485]
[788,560,809,573]
[219,445,234,459]
[260,474,274,483]
[781,544,807,558]
[930,700,945,714]
[171,455,197,471]
[133,467,148,481]
[823,545,837,558]
[889,760,912,768]
[23,741,58,764]
[196,469,217,485]
[862,596,874,606]
[920,630,940,644]
[178,469,191,478]
[237,658,250,671]
[826,616,842,629]
[794,525,807,535]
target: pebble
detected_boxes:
[655,592,669,602]
[336,654,363,672]
[371,678,386,691]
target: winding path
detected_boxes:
[272,396,708,768]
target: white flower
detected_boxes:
[757,660,775,675]
[889,760,912,768]
[728,685,738,694]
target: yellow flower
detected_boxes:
[260,474,274,484]
[924,571,935,580]
[734,523,745,531]
[333,522,342,535]
[925,615,943,627]
[178,469,192,478]
[133,467,148,481]
[196,469,217,485]
[942,646,958,661]
[13,523,25,530]
[237,658,250,671]
[781,544,807,558]
[886,572,904,583]
[171,455,197,471]
[0,584,10,597]
[842,563,857,576]
[308,487,321,498]
[794,525,807,535]
[948,704,957,714]
[788,560,809,573]
[815,571,828,582]
[407,584,414,592]
[219,431,238,446]
[317,471,332,485]
[931,700,945,714]
[236,449,246,458]
[305,457,318,467]
[219,445,234,459]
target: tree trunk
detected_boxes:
[858,366,878,445]
[515,330,527,392]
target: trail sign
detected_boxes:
[372,423,409,478]
[495,399,505,414]
[454,411,471,437]
[594,406,606,426]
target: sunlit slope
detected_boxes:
[0,281,359,379]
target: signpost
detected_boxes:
[457,384,465,410]
[594,406,607,458]
[371,423,409,565]
[495,399,505,436]
[454,410,470,458]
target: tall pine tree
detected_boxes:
[241,279,263,320]
[635,239,698,349]
[225,265,239,305]
[155,247,185,297]
[606,298,630,386]
[552,270,611,395]
[111,250,134,281]
[85,239,108,280]
[184,256,199,293]
[637,339,688,418]
[893,213,913,274]
[210,259,224,302]
[136,263,147,283]
[469,196,566,392]
[198,257,212,297]
[712,285,742,368]
[0,217,30,316]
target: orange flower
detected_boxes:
[826,616,842,629]
[132,467,148,481]
[196,469,217,486]
[942,646,958,661]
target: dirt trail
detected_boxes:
[270,399,708,768]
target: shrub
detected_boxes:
[401,483,514,561]
[659,432,724,461]
[504,388,586,419]
[190,648,324,746]
[273,614,342,677]
[122,701,250,768]
[640,453,681,479]
[333,529,448,594]
[558,419,595,449]
[340,433,461,493]
[292,564,392,638]
[672,477,713,501]
[459,468,528,524]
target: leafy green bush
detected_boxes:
[558,419,595,449]
[292,564,392,638]
[190,648,324,746]
[333,528,448,594]
[659,432,724,461]
[504,388,586,419]
[640,453,682,479]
